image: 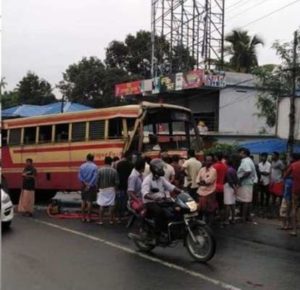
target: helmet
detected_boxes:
[150,158,165,177]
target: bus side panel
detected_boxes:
[2,146,23,190]
[2,141,125,192]
[69,141,124,190]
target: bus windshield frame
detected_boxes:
[126,105,201,154]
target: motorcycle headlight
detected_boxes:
[186,201,198,212]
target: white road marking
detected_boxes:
[35,219,241,290]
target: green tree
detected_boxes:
[58,57,134,108]
[0,77,7,94]
[1,90,20,109]
[105,30,195,77]
[225,29,264,73]
[204,143,239,157]
[17,72,56,105]
[254,30,300,127]
[58,57,107,107]
[171,44,196,72]
[106,30,169,77]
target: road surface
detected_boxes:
[2,211,300,290]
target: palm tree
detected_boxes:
[225,29,264,73]
[0,77,7,94]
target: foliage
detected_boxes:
[106,31,165,78]
[17,72,56,105]
[254,30,300,127]
[204,143,239,157]
[171,44,196,73]
[58,30,197,108]
[105,30,195,78]
[225,29,264,73]
[1,90,20,109]
[58,57,135,108]
[0,77,7,93]
[58,57,106,107]
[1,73,56,109]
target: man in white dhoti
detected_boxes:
[237,148,257,223]
[97,157,119,225]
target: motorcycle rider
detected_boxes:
[141,158,181,240]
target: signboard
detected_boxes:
[160,75,175,92]
[175,73,183,91]
[204,71,226,88]
[115,69,227,97]
[141,79,152,95]
[152,77,161,94]
[115,81,141,97]
[277,97,300,140]
[182,69,204,89]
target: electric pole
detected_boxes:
[287,30,298,157]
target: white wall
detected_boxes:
[277,97,300,140]
[219,87,275,135]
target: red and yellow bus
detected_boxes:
[2,102,201,200]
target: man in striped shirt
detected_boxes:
[96,157,119,224]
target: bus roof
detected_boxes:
[3,102,191,129]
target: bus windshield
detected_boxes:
[134,106,199,153]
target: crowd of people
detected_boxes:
[78,148,300,236]
[17,147,300,237]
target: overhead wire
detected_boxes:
[218,0,300,60]
[228,0,272,22]
[226,0,249,12]
[241,0,300,28]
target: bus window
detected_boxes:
[72,122,86,142]
[24,127,37,145]
[109,118,122,139]
[172,122,185,134]
[156,123,169,134]
[2,129,8,146]
[9,128,22,145]
[39,125,52,143]
[89,120,105,140]
[55,124,69,142]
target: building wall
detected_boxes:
[219,87,275,135]
[162,72,276,138]
[277,97,300,140]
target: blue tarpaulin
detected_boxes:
[240,139,300,154]
[2,102,93,118]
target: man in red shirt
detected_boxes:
[286,153,300,236]
[213,153,228,224]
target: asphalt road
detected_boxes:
[2,212,300,290]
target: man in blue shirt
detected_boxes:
[78,153,98,222]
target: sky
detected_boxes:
[2,0,300,94]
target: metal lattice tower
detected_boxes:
[151,0,225,77]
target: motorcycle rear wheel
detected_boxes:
[185,225,216,262]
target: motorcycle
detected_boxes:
[127,191,216,262]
